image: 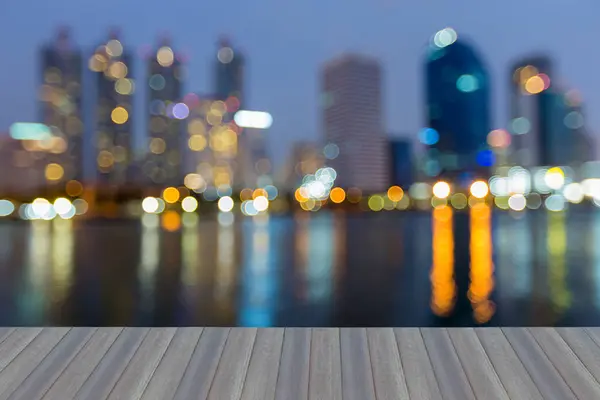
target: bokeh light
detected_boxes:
[470,181,489,199]
[218,196,234,212]
[432,181,451,199]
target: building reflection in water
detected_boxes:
[22,220,51,323]
[238,215,279,326]
[547,211,571,315]
[214,211,236,322]
[51,218,74,307]
[469,204,495,324]
[139,214,159,313]
[430,206,456,317]
[306,213,335,302]
[181,213,200,303]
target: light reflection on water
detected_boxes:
[2,209,600,326]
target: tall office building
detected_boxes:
[39,27,83,185]
[564,92,594,164]
[144,36,185,186]
[389,138,414,188]
[89,30,134,186]
[321,54,389,192]
[214,37,244,105]
[508,56,554,167]
[424,28,491,181]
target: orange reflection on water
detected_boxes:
[430,205,456,316]
[469,203,495,323]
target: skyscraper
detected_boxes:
[389,138,414,188]
[89,30,134,186]
[144,36,185,186]
[39,27,83,186]
[508,56,554,167]
[424,28,491,181]
[214,37,244,106]
[321,54,389,192]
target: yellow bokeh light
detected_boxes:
[432,181,451,199]
[329,187,346,203]
[368,195,384,212]
[45,163,64,181]
[184,173,205,191]
[470,181,489,199]
[450,193,468,209]
[97,150,115,169]
[106,39,123,57]
[157,47,174,67]
[387,186,404,202]
[188,135,207,151]
[65,180,84,197]
[150,138,166,154]
[525,76,545,95]
[253,188,268,199]
[108,61,127,79]
[115,79,134,95]
[295,188,307,203]
[163,187,180,204]
[519,65,538,84]
[111,106,129,124]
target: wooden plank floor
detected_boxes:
[1,328,600,399]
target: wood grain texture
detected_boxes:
[0,329,13,346]
[107,328,177,400]
[173,328,230,400]
[340,328,376,400]
[309,328,342,400]
[502,328,576,400]
[393,328,442,400]
[241,328,284,400]
[9,328,95,400]
[447,329,508,400]
[421,328,475,400]
[42,328,123,400]
[207,328,256,400]
[74,328,149,400]
[0,328,42,373]
[367,328,409,400]
[274,328,311,400]
[141,328,203,400]
[557,328,600,384]
[0,328,69,400]
[475,328,543,400]
[528,328,600,399]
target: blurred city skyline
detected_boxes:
[2,0,600,170]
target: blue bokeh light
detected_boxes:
[476,149,495,167]
[419,128,440,145]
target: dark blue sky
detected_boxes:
[1,0,599,168]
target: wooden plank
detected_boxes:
[141,328,203,400]
[557,328,600,384]
[0,329,13,346]
[340,328,376,400]
[241,328,284,400]
[42,328,123,400]
[208,328,257,400]
[9,328,95,400]
[0,328,42,373]
[274,328,311,400]
[0,328,70,400]
[309,328,342,400]
[366,328,409,400]
[107,328,177,400]
[447,329,508,400]
[475,328,543,400]
[528,328,600,399]
[502,328,576,400]
[420,328,475,400]
[74,328,149,400]
[173,328,230,400]
[393,328,442,400]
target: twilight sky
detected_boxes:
[1,0,599,168]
